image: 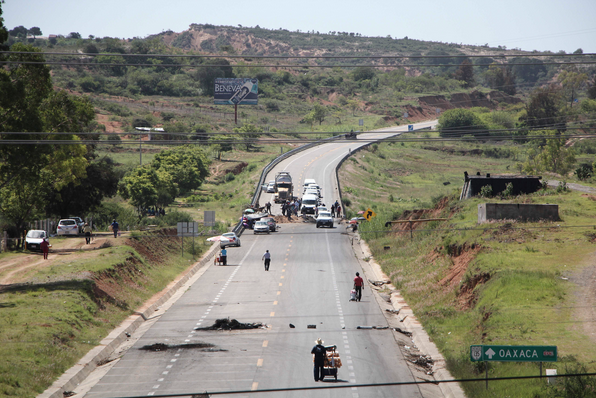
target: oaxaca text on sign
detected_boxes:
[470,345,557,362]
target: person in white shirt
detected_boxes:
[262,250,271,271]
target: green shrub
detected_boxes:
[556,181,569,193]
[107,135,122,145]
[224,172,235,182]
[480,185,493,198]
[501,182,514,197]
[575,163,593,180]
[438,108,489,137]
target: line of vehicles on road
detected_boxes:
[216,176,335,252]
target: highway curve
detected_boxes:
[83,122,441,398]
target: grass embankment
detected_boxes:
[0,231,206,397]
[339,138,596,397]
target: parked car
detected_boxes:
[260,217,277,232]
[253,221,270,234]
[25,230,48,251]
[220,232,241,248]
[316,211,334,228]
[69,216,85,233]
[56,219,79,236]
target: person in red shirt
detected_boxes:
[353,272,364,302]
[40,238,50,260]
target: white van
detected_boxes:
[304,188,322,198]
[303,179,317,190]
[301,194,319,214]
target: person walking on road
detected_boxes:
[311,338,326,382]
[40,238,50,260]
[83,223,92,244]
[262,249,271,271]
[353,272,364,301]
[111,219,119,238]
[220,248,227,266]
[266,202,271,214]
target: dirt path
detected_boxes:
[0,236,111,285]
[547,179,596,194]
[569,253,596,345]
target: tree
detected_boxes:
[0,4,7,51]
[453,59,474,88]
[332,110,345,124]
[302,113,315,131]
[523,131,576,176]
[44,157,119,218]
[150,146,210,194]
[520,86,565,132]
[510,57,546,84]
[194,58,234,96]
[557,69,588,108]
[351,67,375,82]
[8,25,27,38]
[68,32,81,39]
[0,44,93,244]
[438,108,488,137]
[312,103,327,125]
[347,99,361,116]
[118,167,177,210]
[485,64,516,95]
[28,27,42,38]
[588,76,596,100]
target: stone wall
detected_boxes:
[478,203,559,223]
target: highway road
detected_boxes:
[83,121,438,398]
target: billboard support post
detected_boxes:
[235,103,238,124]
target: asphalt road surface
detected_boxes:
[84,122,437,398]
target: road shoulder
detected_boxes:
[349,229,467,398]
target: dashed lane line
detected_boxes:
[145,239,258,396]
[326,230,359,397]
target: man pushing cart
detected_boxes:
[311,338,342,381]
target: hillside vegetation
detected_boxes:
[338,136,596,397]
[3,16,596,397]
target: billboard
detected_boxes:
[214,78,258,105]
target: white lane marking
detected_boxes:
[326,230,357,389]
[149,239,261,397]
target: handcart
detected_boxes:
[322,345,342,381]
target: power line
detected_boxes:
[2,60,596,68]
[2,132,596,145]
[2,50,596,59]
[1,121,595,137]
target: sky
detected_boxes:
[4,0,596,54]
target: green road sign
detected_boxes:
[470,345,557,362]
